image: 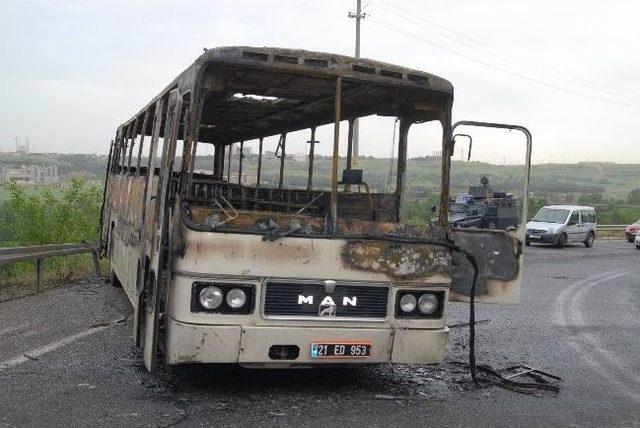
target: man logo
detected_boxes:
[318,301,336,317]
[297,281,358,317]
[297,295,358,307]
[298,295,314,305]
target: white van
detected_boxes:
[526,205,597,248]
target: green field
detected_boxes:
[1,153,638,286]
[2,152,639,217]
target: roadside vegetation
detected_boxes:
[1,153,638,289]
[0,179,105,289]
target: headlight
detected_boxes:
[199,286,223,310]
[399,294,417,313]
[418,293,438,315]
[226,288,247,309]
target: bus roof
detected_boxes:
[122,46,454,144]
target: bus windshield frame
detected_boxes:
[116,47,455,241]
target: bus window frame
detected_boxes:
[135,108,152,177]
[126,116,141,175]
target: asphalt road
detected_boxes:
[0,240,638,427]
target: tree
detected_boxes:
[1,179,102,247]
[627,188,640,205]
[577,193,604,205]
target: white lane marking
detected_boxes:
[553,271,615,321]
[0,318,123,372]
[0,322,31,338]
[554,271,639,403]
[570,271,639,382]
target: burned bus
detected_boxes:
[100,47,532,371]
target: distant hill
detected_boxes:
[1,152,638,201]
[0,153,107,179]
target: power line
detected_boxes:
[368,14,640,109]
[373,0,640,100]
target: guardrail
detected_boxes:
[597,225,627,230]
[0,243,101,293]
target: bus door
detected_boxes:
[141,90,183,371]
[448,121,532,304]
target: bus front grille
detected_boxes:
[263,281,388,319]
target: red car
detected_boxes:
[625,220,640,242]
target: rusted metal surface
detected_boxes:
[186,206,326,233]
[142,90,184,371]
[341,241,451,279]
[447,121,533,303]
[99,139,114,251]
[394,120,410,221]
[237,141,244,185]
[438,104,453,227]
[450,121,532,242]
[213,143,223,179]
[346,118,354,172]
[306,127,317,191]
[448,229,521,303]
[135,109,150,173]
[277,133,286,189]
[226,142,233,181]
[184,205,448,241]
[256,137,264,187]
[100,46,536,371]
[330,76,342,233]
[175,227,451,284]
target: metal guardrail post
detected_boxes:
[36,258,43,293]
[91,250,101,278]
[0,243,102,293]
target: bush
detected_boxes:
[0,179,102,247]
[0,179,103,287]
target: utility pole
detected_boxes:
[348,0,365,162]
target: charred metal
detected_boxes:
[99,46,530,371]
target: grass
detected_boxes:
[0,254,109,292]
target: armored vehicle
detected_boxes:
[448,177,518,230]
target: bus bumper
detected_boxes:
[164,318,448,366]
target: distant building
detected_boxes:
[0,164,59,184]
[233,145,252,157]
[15,137,30,154]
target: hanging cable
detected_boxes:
[371,0,640,100]
[368,14,640,110]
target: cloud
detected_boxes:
[0,0,638,162]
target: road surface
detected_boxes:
[0,241,638,427]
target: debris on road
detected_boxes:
[452,362,562,395]
[374,394,399,400]
[448,319,491,329]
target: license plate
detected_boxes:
[311,341,371,359]
[530,235,541,239]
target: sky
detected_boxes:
[1,0,639,164]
